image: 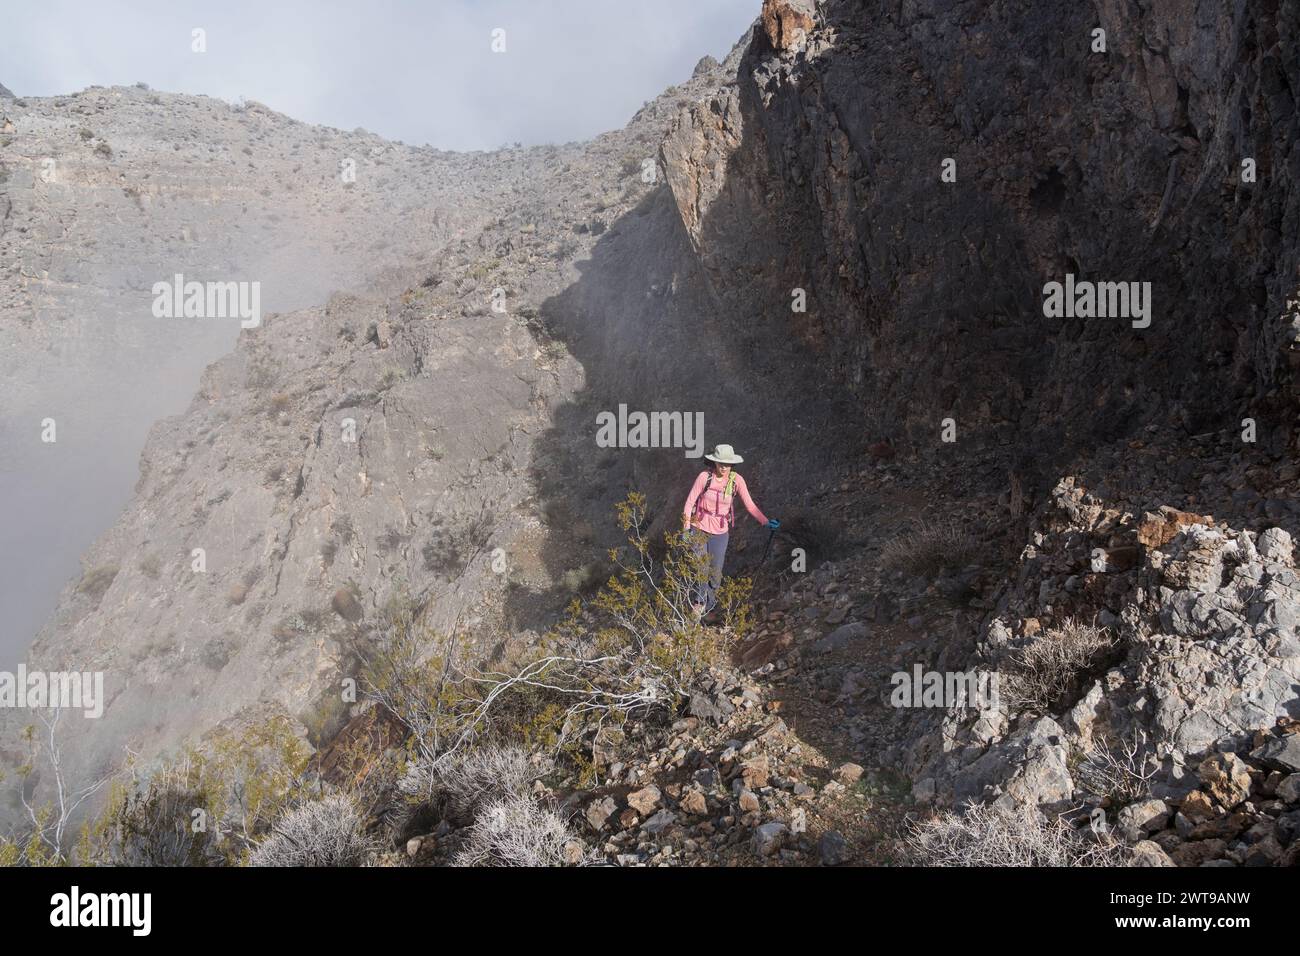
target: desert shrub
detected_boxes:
[76,564,119,602]
[201,636,234,671]
[452,794,576,867]
[358,494,754,820]
[999,617,1116,713]
[249,794,376,867]
[907,801,1130,867]
[0,821,63,867]
[357,590,475,762]
[72,715,310,866]
[456,493,752,751]
[395,744,550,833]
[81,761,222,866]
[880,520,981,576]
[619,153,644,177]
[420,508,494,578]
[271,613,310,645]
[1075,731,1158,806]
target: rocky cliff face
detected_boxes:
[653,0,1300,866]
[4,2,1299,865]
[663,0,1300,464]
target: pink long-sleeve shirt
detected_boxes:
[683,470,767,534]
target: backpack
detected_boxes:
[693,470,737,529]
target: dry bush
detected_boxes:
[1075,731,1158,805]
[355,590,475,766]
[453,494,751,752]
[81,761,222,866]
[907,801,1131,867]
[76,564,119,602]
[395,744,550,832]
[78,715,312,866]
[880,520,980,577]
[452,794,577,867]
[1000,617,1116,713]
[362,494,753,778]
[249,794,377,867]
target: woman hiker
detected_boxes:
[682,444,779,617]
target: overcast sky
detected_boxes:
[3,0,757,151]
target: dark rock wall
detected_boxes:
[664,0,1299,466]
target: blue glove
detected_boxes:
[767,518,780,530]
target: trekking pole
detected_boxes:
[752,527,776,573]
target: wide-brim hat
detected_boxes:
[704,444,744,464]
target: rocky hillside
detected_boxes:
[0,82,510,660]
[2,42,843,816]
[3,0,1299,867]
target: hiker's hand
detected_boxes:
[767,518,780,530]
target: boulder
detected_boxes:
[833,762,864,785]
[626,785,662,816]
[1188,811,1251,841]
[640,810,677,835]
[1257,528,1294,564]
[1170,838,1227,867]
[740,755,771,790]
[1275,773,1300,803]
[815,621,866,655]
[1117,799,1171,836]
[954,717,1074,807]
[819,829,848,865]
[1179,790,1218,822]
[585,796,617,831]
[760,0,816,53]
[1131,840,1177,867]
[1160,526,1231,592]
[679,790,708,816]
[691,55,719,78]
[1251,735,1300,773]
[752,821,788,856]
[688,690,733,724]
[1197,753,1253,807]
[1136,507,1212,549]
[1243,835,1283,866]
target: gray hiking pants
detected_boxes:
[693,530,729,612]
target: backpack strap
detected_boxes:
[692,471,712,522]
[693,470,738,528]
[724,471,737,528]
